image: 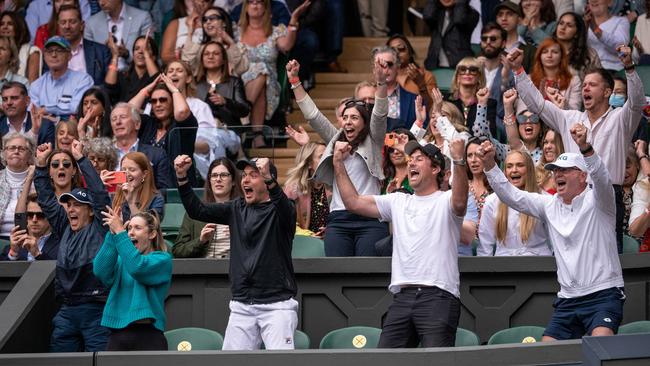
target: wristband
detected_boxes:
[264,178,276,186]
[288,77,300,85]
[624,62,636,71]
[503,114,516,126]
[376,81,386,86]
[108,64,118,71]
[290,81,302,90]
[453,159,467,166]
[514,66,525,76]
[580,144,594,155]
[639,154,649,161]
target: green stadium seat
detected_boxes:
[164,239,175,254]
[319,326,382,349]
[455,327,480,346]
[166,188,205,203]
[636,66,650,95]
[261,330,311,349]
[0,238,9,254]
[471,43,481,56]
[618,320,650,335]
[161,203,185,241]
[164,327,224,351]
[292,235,325,257]
[432,68,455,94]
[487,326,546,345]
[623,235,640,253]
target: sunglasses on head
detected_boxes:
[27,211,46,220]
[516,114,540,124]
[50,160,72,169]
[457,65,480,75]
[345,99,367,108]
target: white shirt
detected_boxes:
[331,153,380,212]
[484,65,499,90]
[478,192,552,256]
[515,70,645,185]
[107,5,127,70]
[629,177,650,226]
[1,168,29,237]
[374,190,463,298]
[587,16,629,71]
[68,40,87,74]
[114,138,139,170]
[484,153,624,298]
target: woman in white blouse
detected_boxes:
[477,150,552,256]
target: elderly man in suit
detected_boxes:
[84,0,152,70]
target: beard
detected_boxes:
[482,46,503,59]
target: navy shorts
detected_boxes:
[544,287,625,340]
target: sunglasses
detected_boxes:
[202,14,222,23]
[27,211,46,220]
[516,114,540,124]
[50,160,73,169]
[383,61,395,68]
[150,97,169,105]
[457,66,480,75]
[480,35,500,43]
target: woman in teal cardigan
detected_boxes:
[93,208,172,351]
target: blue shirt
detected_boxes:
[29,69,93,118]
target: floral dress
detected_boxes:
[235,24,287,120]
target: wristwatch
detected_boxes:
[264,178,276,186]
[453,159,466,166]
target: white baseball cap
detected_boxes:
[544,153,588,172]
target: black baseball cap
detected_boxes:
[404,141,446,170]
[495,1,523,17]
[59,188,92,205]
[236,158,278,181]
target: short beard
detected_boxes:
[482,47,502,59]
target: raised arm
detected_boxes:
[15,166,35,215]
[473,87,509,161]
[71,140,111,215]
[33,143,68,235]
[276,2,311,53]
[161,74,191,121]
[332,141,381,218]
[93,232,119,287]
[129,74,163,111]
[113,230,172,285]
[618,46,645,136]
[449,139,468,217]
[369,58,389,146]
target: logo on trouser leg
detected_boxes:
[285,337,293,344]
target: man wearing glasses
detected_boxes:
[28,36,93,120]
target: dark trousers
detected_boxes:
[378,286,460,348]
[614,184,624,254]
[324,210,388,256]
[106,323,168,351]
[50,303,110,352]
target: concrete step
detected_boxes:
[315,72,373,84]
[339,36,429,63]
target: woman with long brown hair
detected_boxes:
[478,150,551,256]
[111,152,164,222]
[535,128,565,194]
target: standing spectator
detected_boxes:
[33,0,82,50]
[553,11,602,80]
[0,37,29,89]
[29,36,93,120]
[0,82,55,145]
[584,0,629,71]
[0,133,34,240]
[83,0,153,70]
[55,5,111,86]
[356,0,389,37]
[25,0,91,43]
[111,152,164,222]
[466,137,492,240]
[47,148,82,197]
[160,0,211,64]
[508,45,644,253]
[93,209,172,351]
[495,1,536,71]
[536,128,565,193]
[422,0,480,69]
[173,154,298,350]
[323,0,347,73]
[104,35,159,104]
[75,87,113,139]
[0,11,41,82]
[387,34,437,108]
[478,150,551,256]
[518,0,557,47]
[420,98,472,159]
[110,103,174,189]
[529,38,582,110]
[479,23,507,98]
[173,158,240,258]
[34,140,111,352]
[288,58,389,256]
[286,0,321,90]
[621,148,642,240]
[632,0,650,65]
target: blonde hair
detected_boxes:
[451,57,486,97]
[164,60,197,97]
[284,142,325,195]
[112,152,159,215]
[238,0,272,37]
[130,211,167,253]
[423,101,468,143]
[495,151,539,244]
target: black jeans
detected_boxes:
[324,210,388,256]
[378,286,460,348]
[106,323,168,351]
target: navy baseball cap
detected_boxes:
[44,36,71,50]
[236,158,278,180]
[59,188,92,205]
[404,140,446,170]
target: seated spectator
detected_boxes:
[181,6,249,77]
[111,152,164,221]
[76,87,113,139]
[83,0,152,70]
[611,0,646,22]
[0,133,34,240]
[375,46,420,131]
[54,5,111,86]
[283,142,329,236]
[632,0,650,65]
[83,137,118,175]
[518,0,557,47]
[419,95,472,159]
[34,0,81,50]
[536,128,565,193]
[235,0,306,148]
[93,209,172,351]
[355,81,376,106]
[585,0,629,71]
[34,140,111,352]
[495,1,536,71]
[29,36,93,119]
[529,38,582,110]
[104,35,159,105]
[26,0,91,43]
[287,58,389,256]
[478,150,551,256]
[382,129,417,194]
[173,158,241,258]
[1,193,59,261]
[0,36,29,89]
[110,103,173,189]
[422,0,480,69]
[55,119,79,151]
[0,11,42,82]
[160,0,211,64]
[386,34,437,108]
[0,82,55,145]
[47,148,82,197]
[553,11,602,80]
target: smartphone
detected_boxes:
[14,213,27,232]
[500,49,509,57]
[105,171,127,185]
[384,133,397,147]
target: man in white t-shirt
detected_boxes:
[478,123,625,340]
[332,138,469,347]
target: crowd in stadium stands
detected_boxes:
[0,0,648,353]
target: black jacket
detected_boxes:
[423,0,479,69]
[137,143,174,189]
[197,78,251,127]
[179,182,297,304]
[35,157,110,304]
[0,232,59,261]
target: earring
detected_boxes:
[141,177,145,183]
